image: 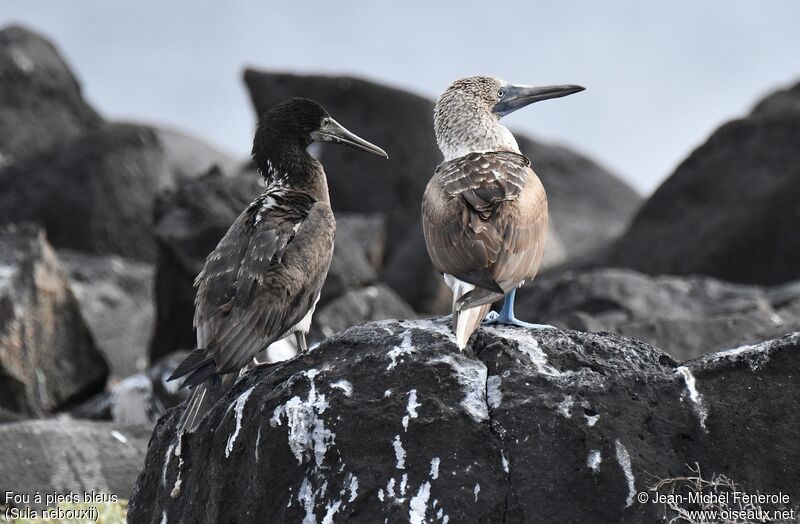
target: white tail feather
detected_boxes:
[444,274,491,349]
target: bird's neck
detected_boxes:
[260,146,330,204]
[436,112,521,162]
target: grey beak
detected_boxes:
[493,84,585,117]
[311,118,389,158]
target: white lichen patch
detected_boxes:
[587,450,601,473]
[430,457,440,479]
[393,435,406,469]
[615,440,635,507]
[427,353,488,422]
[676,366,708,430]
[270,370,335,467]
[409,481,431,524]
[487,375,502,409]
[402,389,421,430]
[330,379,353,397]
[556,395,574,418]
[225,386,255,458]
[387,331,415,370]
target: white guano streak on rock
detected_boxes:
[162,442,175,486]
[474,483,480,502]
[427,353,488,422]
[556,395,574,418]
[403,389,421,431]
[348,475,358,503]
[393,435,406,469]
[321,500,342,524]
[400,473,408,496]
[614,440,635,507]
[501,452,509,473]
[387,331,415,370]
[430,457,440,479]
[225,386,255,458]
[483,326,563,377]
[330,379,352,397]
[676,366,708,430]
[270,369,334,467]
[409,481,431,524]
[585,414,600,427]
[487,375,502,409]
[298,478,316,524]
[587,450,601,472]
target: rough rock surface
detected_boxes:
[58,250,154,379]
[129,318,799,523]
[0,123,172,261]
[515,268,800,361]
[0,225,107,416]
[0,24,101,167]
[0,418,151,505]
[604,80,800,285]
[242,71,641,313]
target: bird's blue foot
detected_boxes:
[482,289,554,330]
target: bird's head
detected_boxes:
[434,76,584,161]
[253,98,387,181]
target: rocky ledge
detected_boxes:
[129,318,799,523]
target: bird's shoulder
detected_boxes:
[433,151,532,214]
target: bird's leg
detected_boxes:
[483,288,554,329]
[295,331,308,352]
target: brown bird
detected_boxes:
[422,76,584,348]
[169,98,387,432]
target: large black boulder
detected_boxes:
[129,318,799,523]
[242,71,642,313]
[0,24,101,167]
[0,123,172,261]
[604,80,800,285]
[515,268,800,361]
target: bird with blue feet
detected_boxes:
[422,76,584,349]
[169,98,387,433]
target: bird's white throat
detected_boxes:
[435,111,521,162]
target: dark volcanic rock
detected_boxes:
[241,71,642,313]
[58,250,154,379]
[0,225,107,416]
[0,25,101,167]
[604,80,800,285]
[515,268,800,361]
[0,418,150,505]
[0,123,172,261]
[149,166,396,360]
[311,284,417,340]
[129,318,800,523]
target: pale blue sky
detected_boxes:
[3,1,799,193]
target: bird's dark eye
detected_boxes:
[497,88,506,98]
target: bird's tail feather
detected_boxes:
[176,374,224,433]
[456,287,505,312]
[446,275,492,350]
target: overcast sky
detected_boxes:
[3,1,798,193]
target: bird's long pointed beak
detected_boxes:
[494,84,585,117]
[311,118,389,158]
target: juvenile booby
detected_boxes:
[422,76,584,349]
[170,98,387,432]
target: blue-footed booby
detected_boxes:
[169,98,387,432]
[422,76,584,349]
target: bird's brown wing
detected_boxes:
[422,151,548,293]
[193,188,335,374]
